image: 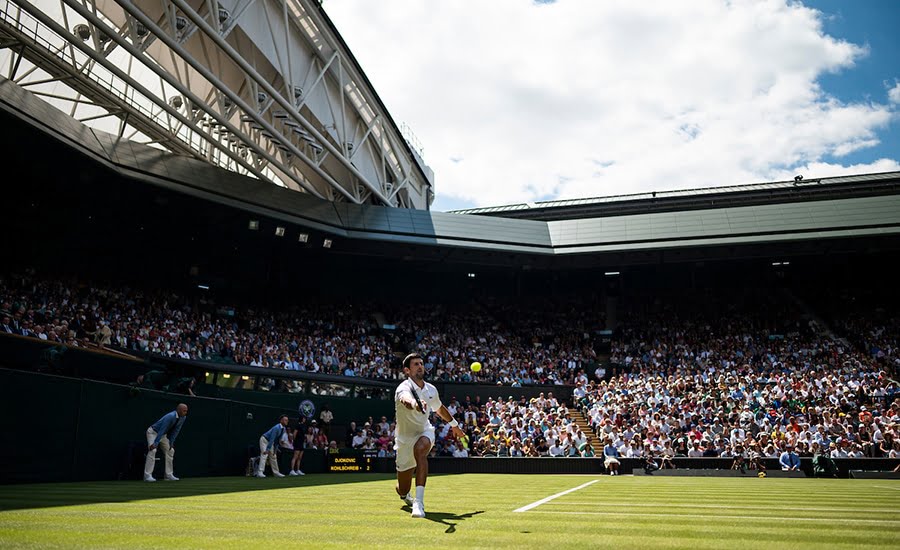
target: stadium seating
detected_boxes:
[1,271,897,464]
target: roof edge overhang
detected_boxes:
[4,76,899,258]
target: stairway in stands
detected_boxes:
[569,408,603,455]
[780,288,844,344]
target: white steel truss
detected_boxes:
[0,0,434,208]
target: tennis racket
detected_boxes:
[408,380,426,414]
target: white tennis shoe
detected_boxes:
[411,500,425,518]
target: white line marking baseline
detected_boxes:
[513,479,599,513]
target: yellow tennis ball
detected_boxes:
[470,362,482,373]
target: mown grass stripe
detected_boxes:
[529,509,900,524]
[552,501,899,513]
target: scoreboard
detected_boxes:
[327,453,374,472]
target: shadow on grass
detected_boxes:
[400,503,485,533]
[0,473,402,512]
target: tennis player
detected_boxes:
[394,353,464,518]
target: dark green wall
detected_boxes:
[0,368,328,483]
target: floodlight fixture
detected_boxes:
[74,24,90,41]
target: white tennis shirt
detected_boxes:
[394,378,443,443]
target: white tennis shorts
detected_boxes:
[394,429,435,472]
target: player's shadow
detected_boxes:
[401,505,485,533]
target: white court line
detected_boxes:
[513,479,599,513]
[529,510,900,525]
[874,485,900,491]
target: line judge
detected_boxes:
[144,403,188,482]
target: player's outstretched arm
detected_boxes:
[436,405,466,438]
[397,388,418,410]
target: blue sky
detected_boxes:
[807,0,899,167]
[326,1,900,212]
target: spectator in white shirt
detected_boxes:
[351,429,366,449]
[688,441,705,458]
[548,439,565,457]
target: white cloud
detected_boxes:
[889,81,900,104]
[325,0,897,209]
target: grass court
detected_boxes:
[0,474,897,548]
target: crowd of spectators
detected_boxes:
[0,270,600,385]
[307,394,594,459]
[268,393,596,460]
[425,393,596,458]
[396,297,601,386]
[341,414,398,458]
[575,290,899,465]
[269,409,401,463]
[7,270,898,468]
[809,287,900,374]
[417,289,899,464]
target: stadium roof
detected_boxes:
[0,0,432,207]
[449,172,900,221]
[4,75,900,265]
